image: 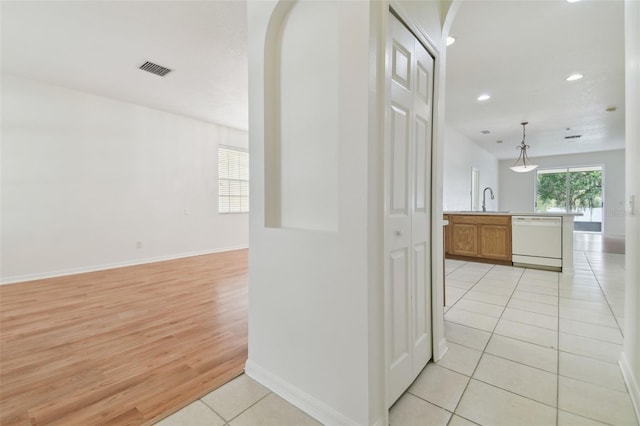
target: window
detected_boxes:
[218,147,249,213]
[536,165,603,232]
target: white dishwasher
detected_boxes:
[512,216,562,270]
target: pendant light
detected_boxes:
[510,122,538,173]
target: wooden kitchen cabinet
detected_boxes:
[451,223,478,257]
[444,214,512,264]
[478,221,511,261]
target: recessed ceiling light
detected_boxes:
[566,73,583,81]
[477,94,491,101]
[446,36,456,46]
[566,0,581,3]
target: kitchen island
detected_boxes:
[443,211,581,272]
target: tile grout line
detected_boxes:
[460,376,561,410]
[445,260,468,276]
[444,260,628,424]
[446,263,526,423]
[556,329,623,345]
[446,272,579,350]
[446,314,619,352]
[451,265,602,423]
[556,251,627,426]
[468,266,562,422]
[443,255,632,426]
[443,262,496,426]
[443,262,497,426]
[200,389,273,425]
[446,321,561,352]
[583,251,626,336]
[445,267,495,310]
[445,264,524,318]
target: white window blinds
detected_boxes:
[218,147,249,213]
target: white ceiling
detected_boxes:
[446,0,626,159]
[1,0,249,131]
[1,0,626,158]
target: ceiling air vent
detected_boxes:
[139,61,172,77]
[565,135,582,140]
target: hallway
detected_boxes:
[391,248,635,425]
[156,241,637,425]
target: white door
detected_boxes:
[385,12,434,406]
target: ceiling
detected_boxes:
[446,0,625,159]
[0,0,249,131]
[1,1,625,158]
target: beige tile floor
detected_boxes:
[155,247,638,426]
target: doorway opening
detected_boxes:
[471,168,480,211]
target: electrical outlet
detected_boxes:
[136,241,142,249]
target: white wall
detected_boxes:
[277,0,339,231]
[246,1,444,425]
[1,74,248,283]
[498,149,626,237]
[246,2,372,424]
[622,0,640,420]
[443,125,499,211]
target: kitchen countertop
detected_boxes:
[444,210,581,272]
[444,211,583,217]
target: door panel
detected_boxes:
[415,116,429,212]
[412,242,431,372]
[416,62,430,102]
[391,249,410,363]
[411,34,433,375]
[390,105,409,215]
[388,248,411,400]
[392,41,411,89]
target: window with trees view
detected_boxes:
[536,166,603,232]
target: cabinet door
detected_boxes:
[450,223,478,256]
[479,224,511,260]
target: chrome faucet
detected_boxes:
[482,187,495,212]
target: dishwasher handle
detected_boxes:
[512,216,562,226]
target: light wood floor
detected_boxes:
[0,249,248,426]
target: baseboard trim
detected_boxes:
[434,337,449,362]
[0,245,248,285]
[245,359,362,426]
[620,353,640,423]
[370,415,386,426]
